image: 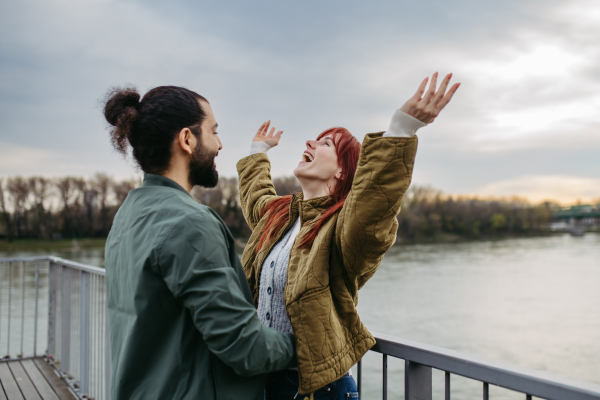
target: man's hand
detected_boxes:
[399,73,460,124]
[253,121,283,148]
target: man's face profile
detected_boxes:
[188,100,221,188]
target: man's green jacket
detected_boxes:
[105,174,295,400]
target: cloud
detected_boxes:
[0,0,598,203]
[0,141,138,179]
[474,175,600,204]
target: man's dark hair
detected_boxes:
[103,85,207,174]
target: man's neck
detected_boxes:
[162,168,192,193]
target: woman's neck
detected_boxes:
[298,178,334,200]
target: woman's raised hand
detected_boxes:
[253,121,283,148]
[399,73,460,124]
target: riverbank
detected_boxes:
[0,238,107,252]
[2,229,596,253]
[394,230,570,245]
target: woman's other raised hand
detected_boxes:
[399,73,460,124]
[253,121,283,148]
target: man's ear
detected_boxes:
[177,128,194,155]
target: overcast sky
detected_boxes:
[1,0,599,204]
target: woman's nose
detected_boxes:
[306,140,315,149]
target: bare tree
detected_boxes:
[92,173,113,236]
[29,177,52,238]
[56,177,78,238]
[0,178,13,241]
[7,177,31,237]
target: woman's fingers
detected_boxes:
[421,72,438,104]
[256,121,267,136]
[262,121,271,136]
[411,77,429,102]
[434,82,461,113]
[431,74,452,106]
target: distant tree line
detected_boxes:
[0,174,554,242]
[397,186,554,240]
[0,174,141,241]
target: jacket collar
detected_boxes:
[142,174,191,197]
[293,193,333,223]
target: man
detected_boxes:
[102,85,296,400]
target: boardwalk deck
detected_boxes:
[0,359,75,400]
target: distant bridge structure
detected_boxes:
[551,204,600,235]
[552,204,600,219]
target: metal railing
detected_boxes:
[0,256,110,400]
[356,333,600,400]
[2,256,600,400]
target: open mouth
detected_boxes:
[302,151,314,162]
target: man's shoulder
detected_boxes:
[118,186,223,239]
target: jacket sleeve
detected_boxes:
[335,133,418,288]
[158,211,296,376]
[236,153,280,230]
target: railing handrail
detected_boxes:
[372,332,600,400]
[3,256,600,400]
[0,256,105,276]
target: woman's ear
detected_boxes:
[335,171,343,180]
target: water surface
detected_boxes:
[1,233,598,399]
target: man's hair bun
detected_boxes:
[103,86,141,154]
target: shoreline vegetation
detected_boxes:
[0,238,107,252]
[2,230,595,255]
[0,174,587,253]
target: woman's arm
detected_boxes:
[335,73,459,287]
[236,122,284,230]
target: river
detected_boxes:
[1,233,598,399]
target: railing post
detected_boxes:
[357,359,362,397]
[48,261,57,356]
[383,354,388,400]
[0,262,3,355]
[405,360,432,400]
[61,265,71,372]
[20,261,26,357]
[105,291,112,400]
[34,261,40,357]
[7,261,12,357]
[80,271,90,396]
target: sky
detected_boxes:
[1,0,599,204]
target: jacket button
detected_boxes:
[270,261,274,268]
[267,287,272,295]
[266,312,271,320]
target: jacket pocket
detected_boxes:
[290,285,346,364]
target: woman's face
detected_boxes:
[293,134,342,189]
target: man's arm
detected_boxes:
[158,211,295,376]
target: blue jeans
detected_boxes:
[265,369,359,400]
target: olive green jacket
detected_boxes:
[105,174,295,400]
[236,133,418,394]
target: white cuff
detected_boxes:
[250,141,271,155]
[383,109,427,138]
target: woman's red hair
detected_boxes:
[256,127,361,251]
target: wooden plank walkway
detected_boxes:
[0,359,75,400]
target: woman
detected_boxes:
[237,73,459,399]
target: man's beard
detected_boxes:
[188,141,219,188]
